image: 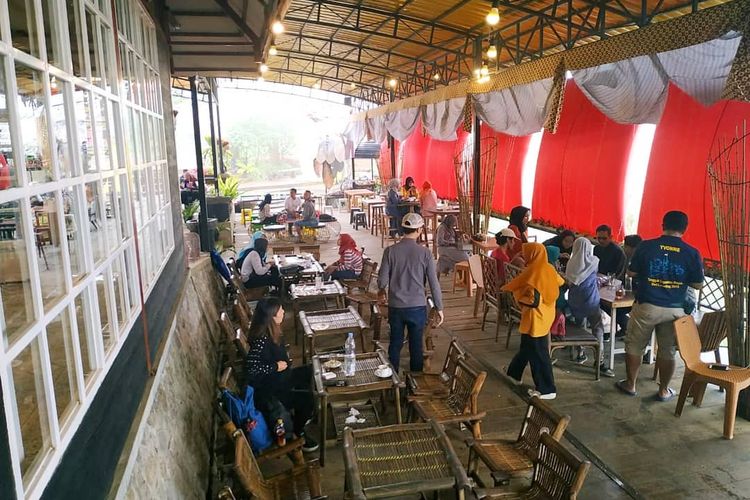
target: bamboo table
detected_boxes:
[299,305,369,363]
[291,280,347,344]
[342,421,470,499]
[313,351,404,467]
[472,237,499,256]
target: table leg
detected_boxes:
[294,304,300,345]
[608,304,617,370]
[319,395,327,467]
[394,386,402,423]
[432,215,438,259]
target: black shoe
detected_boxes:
[301,433,319,453]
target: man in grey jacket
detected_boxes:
[378,213,444,372]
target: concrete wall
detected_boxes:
[116,257,225,499]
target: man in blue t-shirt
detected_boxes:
[615,211,703,402]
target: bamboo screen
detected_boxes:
[453,135,498,237]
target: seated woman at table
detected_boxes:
[241,237,282,290]
[564,237,614,377]
[237,231,266,268]
[246,298,318,453]
[401,176,419,198]
[325,233,364,280]
[258,193,277,225]
[436,214,469,274]
[385,178,406,235]
[507,205,530,261]
[543,229,575,270]
[420,181,438,218]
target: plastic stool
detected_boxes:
[353,211,368,231]
[350,207,363,226]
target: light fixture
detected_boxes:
[473,68,481,78]
[271,21,285,34]
[313,81,321,89]
[269,45,278,56]
[486,7,500,26]
[487,45,497,59]
[388,78,397,88]
[349,82,357,89]
[433,73,440,81]
[480,64,489,76]
[259,63,269,73]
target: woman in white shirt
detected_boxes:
[241,238,281,289]
[259,194,277,225]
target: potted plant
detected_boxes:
[184,200,219,239]
[206,174,239,222]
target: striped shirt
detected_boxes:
[340,249,364,274]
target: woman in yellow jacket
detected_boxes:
[501,243,564,400]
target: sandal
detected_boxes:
[615,379,637,397]
[655,387,676,402]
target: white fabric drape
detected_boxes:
[473,79,554,136]
[342,120,365,159]
[365,116,387,143]
[573,32,742,124]
[421,97,465,141]
[383,107,420,141]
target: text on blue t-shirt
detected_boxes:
[628,235,703,308]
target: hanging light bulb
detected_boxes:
[269,45,278,56]
[473,68,481,78]
[433,73,440,81]
[271,21,285,34]
[486,7,500,26]
[487,45,497,59]
[259,63,269,73]
[480,64,489,77]
[349,82,357,89]
[388,78,397,88]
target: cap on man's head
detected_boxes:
[401,213,424,229]
[499,228,518,239]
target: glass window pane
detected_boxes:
[108,100,120,169]
[45,308,79,425]
[74,87,96,173]
[100,24,116,94]
[0,202,36,345]
[123,246,139,308]
[15,63,53,184]
[31,192,67,310]
[8,0,41,58]
[111,255,126,330]
[85,10,102,87]
[93,95,112,171]
[66,0,85,77]
[116,173,130,239]
[86,181,106,263]
[62,185,86,282]
[11,337,52,481]
[94,272,114,353]
[101,177,118,248]
[73,289,95,383]
[41,0,65,67]
[119,44,131,100]
[49,79,74,178]
[1,59,21,190]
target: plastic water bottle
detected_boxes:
[344,332,356,377]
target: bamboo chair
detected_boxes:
[222,421,325,500]
[271,245,295,255]
[653,310,727,383]
[549,327,601,380]
[219,313,247,386]
[232,299,252,336]
[407,336,467,396]
[501,263,524,348]
[480,255,504,342]
[342,259,378,293]
[468,254,485,317]
[343,261,380,318]
[298,244,320,261]
[408,358,487,439]
[231,274,269,302]
[467,396,571,486]
[674,315,750,439]
[474,433,591,500]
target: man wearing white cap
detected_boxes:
[491,228,520,284]
[378,213,444,372]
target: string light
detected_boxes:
[433,73,440,81]
[480,64,489,77]
[388,78,397,88]
[259,63,268,73]
[486,7,500,26]
[349,82,357,89]
[269,45,278,56]
[271,21,285,34]
[487,45,497,59]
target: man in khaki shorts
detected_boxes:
[615,211,704,401]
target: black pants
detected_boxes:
[507,334,556,395]
[278,365,315,434]
[244,266,282,289]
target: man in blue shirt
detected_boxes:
[615,211,703,401]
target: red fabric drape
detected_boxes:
[531,81,637,240]
[481,123,530,215]
[638,84,750,260]
[400,125,469,200]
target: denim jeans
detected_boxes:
[387,306,427,372]
[330,268,357,281]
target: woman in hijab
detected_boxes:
[237,231,266,268]
[385,178,406,235]
[507,206,530,260]
[501,243,564,399]
[436,214,469,274]
[325,233,364,280]
[565,237,613,377]
[420,181,438,218]
[543,229,576,269]
[240,238,282,290]
[401,176,419,198]
[258,193,277,225]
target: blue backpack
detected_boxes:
[222,386,272,453]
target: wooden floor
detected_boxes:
[233,209,750,499]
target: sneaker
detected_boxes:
[528,389,557,400]
[599,364,615,378]
[301,434,319,453]
[576,352,588,364]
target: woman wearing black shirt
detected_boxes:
[245,298,318,452]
